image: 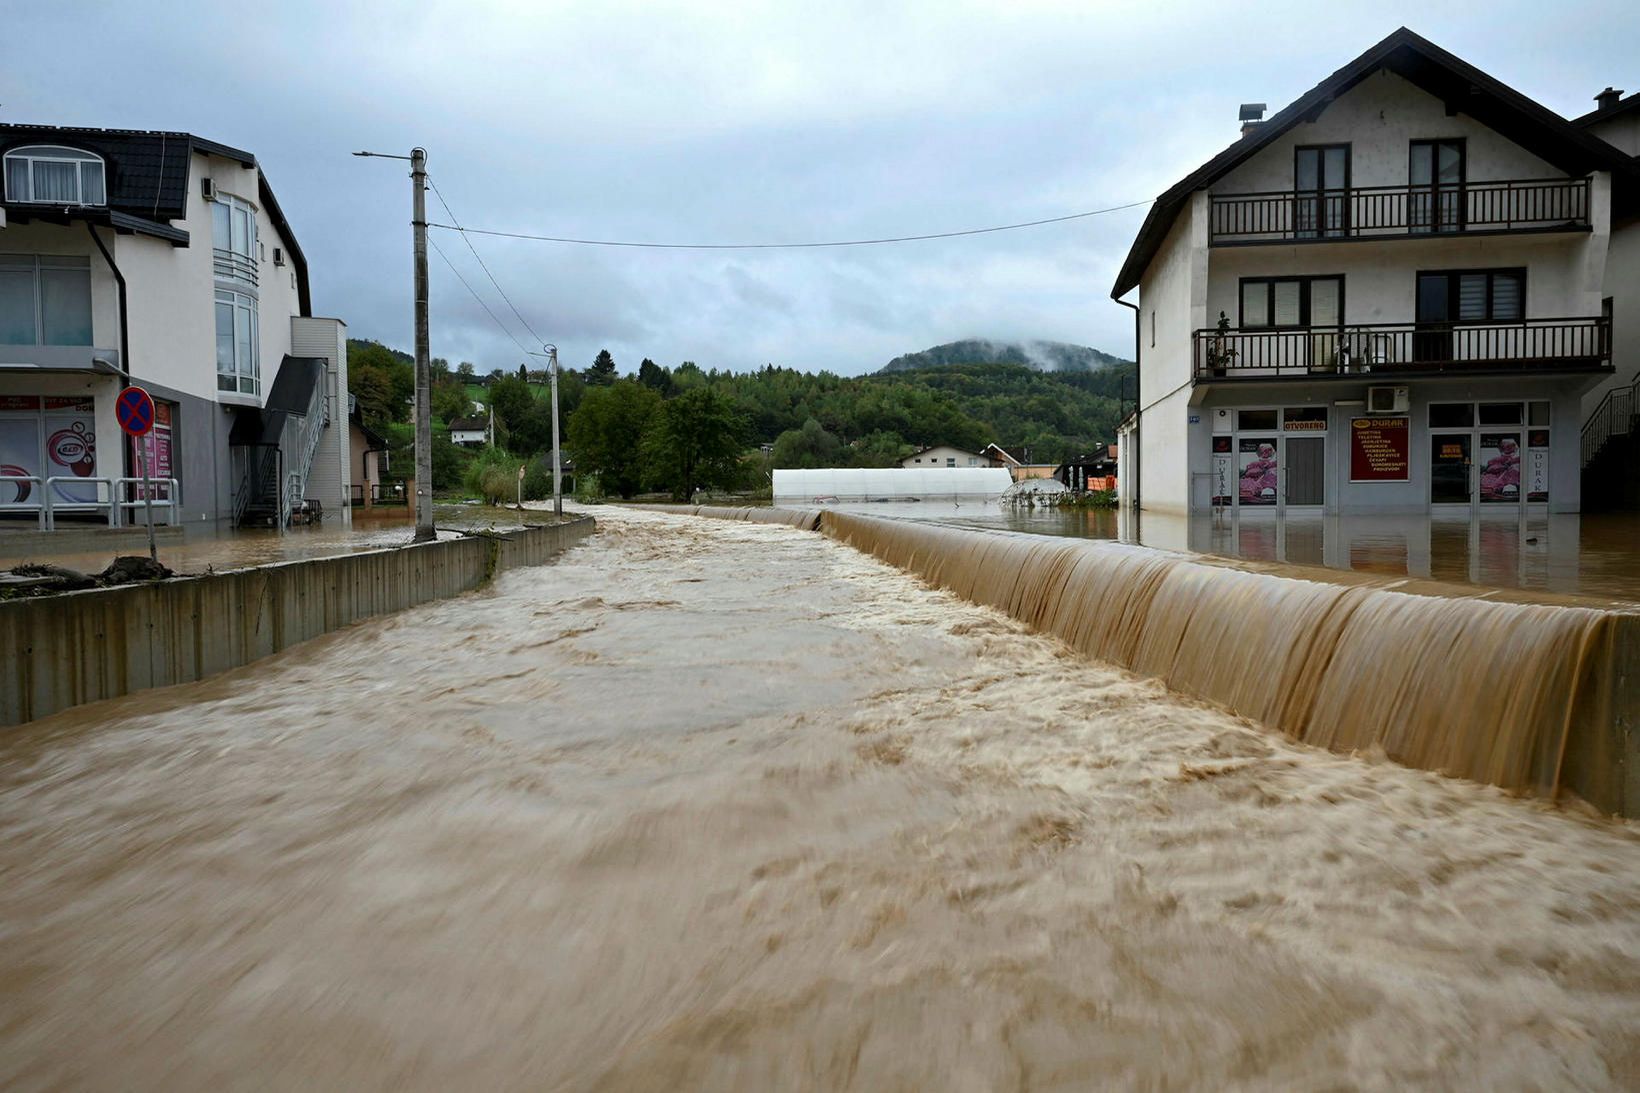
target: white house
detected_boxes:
[0,125,349,529]
[1111,28,1637,517]
[898,444,984,468]
[449,415,489,447]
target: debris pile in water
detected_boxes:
[3,555,174,598]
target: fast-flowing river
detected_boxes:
[2,507,1637,1090]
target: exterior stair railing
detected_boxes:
[1581,370,1640,467]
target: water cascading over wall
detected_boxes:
[815,511,1638,816]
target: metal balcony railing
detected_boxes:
[212,246,259,286]
[1194,316,1611,381]
[1209,177,1590,243]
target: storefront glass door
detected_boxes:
[1430,433,1472,504]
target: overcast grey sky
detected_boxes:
[8,1,1638,375]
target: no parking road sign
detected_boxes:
[117,386,155,436]
[117,384,161,562]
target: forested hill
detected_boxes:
[347,337,1136,475]
[880,339,1129,374]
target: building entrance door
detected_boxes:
[1430,432,1472,505]
[1283,435,1325,506]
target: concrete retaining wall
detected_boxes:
[1,516,595,727]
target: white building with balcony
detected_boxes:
[0,125,350,530]
[1112,28,1637,517]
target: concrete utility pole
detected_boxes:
[410,147,435,541]
[547,344,563,516]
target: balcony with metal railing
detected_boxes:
[1193,316,1611,382]
[212,247,258,286]
[1209,177,1590,245]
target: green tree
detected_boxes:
[350,363,397,427]
[508,398,557,457]
[432,380,472,426]
[457,361,476,378]
[771,417,842,468]
[488,375,535,436]
[644,388,748,500]
[849,430,911,467]
[586,349,618,387]
[348,340,415,424]
[637,357,674,396]
[566,380,662,498]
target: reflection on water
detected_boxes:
[820,501,1640,603]
[3,507,1637,1088]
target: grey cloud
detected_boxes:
[9,1,1638,375]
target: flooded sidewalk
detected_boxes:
[1,507,1637,1090]
[0,504,572,577]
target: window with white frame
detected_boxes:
[0,254,93,346]
[2,146,106,206]
[211,193,259,287]
[215,289,259,394]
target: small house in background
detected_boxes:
[449,415,489,447]
[347,396,391,507]
[1057,444,1118,492]
[981,443,1059,482]
[898,444,985,468]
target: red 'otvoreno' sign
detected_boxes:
[1350,417,1409,481]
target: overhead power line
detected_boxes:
[424,198,1152,251]
[427,233,531,356]
[427,175,548,347]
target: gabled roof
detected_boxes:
[0,124,311,315]
[1571,91,1640,130]
[980,442,1021,464]
[902,443,984,460]
[450,416,489,432]
[1111,27,1640,299]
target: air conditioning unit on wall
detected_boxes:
[1367,385,1409,414]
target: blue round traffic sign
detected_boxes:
[117,386,155,436]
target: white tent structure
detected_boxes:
[773,467,1011,504]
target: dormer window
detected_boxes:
[2,146,107,206]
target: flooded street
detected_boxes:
[2,506,1638,1090]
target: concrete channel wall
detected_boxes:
[0,516,595,727]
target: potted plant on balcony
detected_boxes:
[1204,311,1238,378]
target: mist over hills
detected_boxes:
[880,339,1130,374]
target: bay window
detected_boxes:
[211,194,259,286]
[0,255,93,346]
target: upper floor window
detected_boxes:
[1240,276,1343,330]
[3,146,107,206]
[0,254,93,346]
[211,193,259,287]
[215,288,259,395]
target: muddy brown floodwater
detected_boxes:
[2,507,1638,1091]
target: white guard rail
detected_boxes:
[0,474,47,529]
[44,477,118,530]
[114,477,181,528]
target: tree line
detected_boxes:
[347,341,1132,500]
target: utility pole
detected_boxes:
[410,147,434,541]
[547,344,563,516]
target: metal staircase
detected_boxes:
[230,356,330,527]
[1580,371,1640,512]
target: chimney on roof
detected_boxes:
[1239,102,1267,137]
[1595,87,1625,113]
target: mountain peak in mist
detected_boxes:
[880,339,1129,374]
